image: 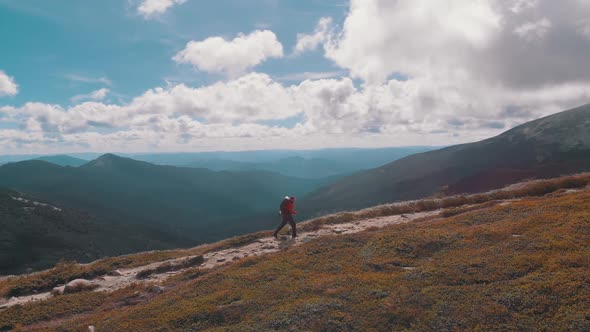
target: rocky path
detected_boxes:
[1,210,437,309]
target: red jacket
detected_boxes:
[281,198,297,215]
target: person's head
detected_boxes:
[289,196,296,201]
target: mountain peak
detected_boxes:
[83,153,138,169]
[93,153,122,161]
[96,153,120,160]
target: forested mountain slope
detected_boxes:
[0,188,188,275]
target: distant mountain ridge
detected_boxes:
[0,147,436,178]
[34,155,87,167]
[302,104,590,216]
[0,154,334,244]
[183,156,356,179]
[128,147,436,178]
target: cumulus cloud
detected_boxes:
[5,69,588,153]
[323,0,503,84]
[137,0,186,18]
[0,71,18,97]
[309,0,590,126]
[70,88,110,103]
[294,17,333,55]
[131,73,296,123]
[323,0,590,89]
[173,30,283,77]
[2,74,298,137]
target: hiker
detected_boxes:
[274,196,297,239]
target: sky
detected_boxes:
[0,0,589,154]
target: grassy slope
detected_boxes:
[3,183,589,331]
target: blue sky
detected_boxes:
[0,0,345,106]
[0,0,589,154]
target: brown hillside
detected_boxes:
[301,103,590,217]
[1,177,589,331]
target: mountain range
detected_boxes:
[0,151,414,274]
[183,156,368,179]
[0,154,333,243]
[302,103,590,216]
[127,147,435,179]
[3,147,434,180]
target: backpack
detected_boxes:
[280,198,290,214]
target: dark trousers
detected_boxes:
[274,214,296,237]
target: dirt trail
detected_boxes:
[0,210,436,309]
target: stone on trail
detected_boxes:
[108,269,123,276]
[64,279,97,294]
[52,286,65,295]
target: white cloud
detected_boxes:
[0,74,298,141]
[63,74,112,86]
[324,0,503,84]
[70,88,110,103]
[294,17,333,55]
[137,0,186,18]
[173,30,284,77]
[509,0,539,13]
[130,73,296,123]
[275,71,345,82]
[322,0,590,88]
[514,18,552,41]
[3,69,588,153]
[91,88,109,100]
[0,71,18,97]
